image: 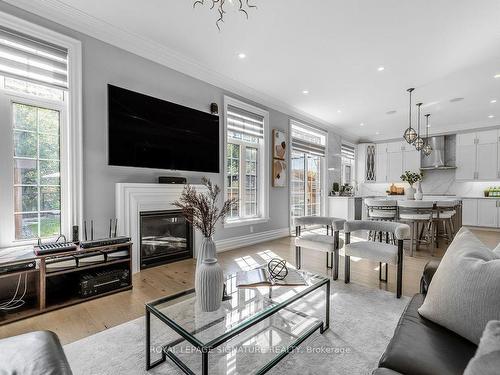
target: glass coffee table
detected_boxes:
[145,268,330,375]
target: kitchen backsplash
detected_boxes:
[358,169,496,197]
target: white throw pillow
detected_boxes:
[464,320,500,375]
[418,227,500,344]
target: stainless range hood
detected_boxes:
[420,136,457,170]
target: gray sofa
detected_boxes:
[0,330,72,374]
[373,260,477,375]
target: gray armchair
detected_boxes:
[344,220,410,298]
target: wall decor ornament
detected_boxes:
[272,159,287,187]
[193,0,257,31]
[272,129,287,160]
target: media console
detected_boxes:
[0,241,133,326]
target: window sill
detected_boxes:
[223,217,270,229]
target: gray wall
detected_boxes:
[0,2,342,240]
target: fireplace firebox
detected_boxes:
[139,210,193,269]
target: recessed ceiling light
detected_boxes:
[450,97,464,103]
[375,131,380,135]
[302,90,309,95]
[386,110,397,115]
[360,123,365,126]
[495,74,500,79]
[237,53,246,59]
[491,99,497,104]
[377,66,385,72]
[337,110,342,114]
[488,115,495,118]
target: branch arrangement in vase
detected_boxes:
[173,177,236,238]
[400,170,423,187]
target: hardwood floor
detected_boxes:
[0,228,498,345]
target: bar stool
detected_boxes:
[397,201,434,256]
[432,200,457,247]
[365,199,398,242]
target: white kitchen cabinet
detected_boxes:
[461,199,478,226]
[356,143,376,183]
[388,150,403,182]
[376,143,388,182]
[456,129,499,181]
[477,199,498,227]
[403,149,421,172]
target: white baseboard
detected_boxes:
[215,228,290,253]
[464,225,500,232]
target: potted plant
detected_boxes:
[173,177,236,311]
[400,171,423,200]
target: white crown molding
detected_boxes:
[3,0,359,142]
[215,227,290,252]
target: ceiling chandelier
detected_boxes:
[414,103,424,151]
[422,114,433,156]
[403,88,418,144]
[193,0,257,30]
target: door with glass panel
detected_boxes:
[291,151,322,218]
[13,102,62,240]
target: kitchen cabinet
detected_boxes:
[456,129,499,181]
[403,148,421,172]
[461,199,478,226]
[356,143,376,183]
[376,143,388,182]
[387,150,403,182]
[477,199,498,227]
[385,141,420,182]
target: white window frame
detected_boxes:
[223,96,269,228]
[0,11,82,248]
[288,120,328,222]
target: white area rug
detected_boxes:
[64,281,409,375]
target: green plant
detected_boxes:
[400,170,423,187]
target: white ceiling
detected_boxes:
[8,0,500,141]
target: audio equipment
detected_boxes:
[80,236,131,249]
[45,256,77,271]
[158,176,187,184]
[34,242,78,256]
[0,260,36,275]
[72,225,79,242]
[79,268,130,297]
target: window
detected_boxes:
[0,13,82,247]
[224,97,269,226]
[290,121,327,218]
[341,143,355,185]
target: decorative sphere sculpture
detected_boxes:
[414,136,424,151]
[268,258,288,280]
[403,127,417,144]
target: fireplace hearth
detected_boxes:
[139,210,193,269]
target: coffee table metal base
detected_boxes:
[145,279,330,375]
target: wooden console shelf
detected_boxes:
[0,242,133,325]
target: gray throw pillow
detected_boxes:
[418,227,500,344]
[464,320,500,375]
[493,242,500,256]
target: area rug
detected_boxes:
[64,281,409,375]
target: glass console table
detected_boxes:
[145,268,330,375]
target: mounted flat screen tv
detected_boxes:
[108,85,220,173]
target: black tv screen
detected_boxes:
[108,85,220,173]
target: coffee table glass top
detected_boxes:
[146,267,329,347]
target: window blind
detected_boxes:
[291,121,327,157]
[341,143,355,160]
[227,105,264,139]
[0,26,68,89]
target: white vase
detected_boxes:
[197,236,216,267]
[195,258,224,312]
[415,182,423,200]
[406,186,416,200]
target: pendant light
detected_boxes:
[403,88,418,144]
[423,113,433,156]
[414,103,424,151]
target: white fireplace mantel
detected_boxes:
[115,183,205,273]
